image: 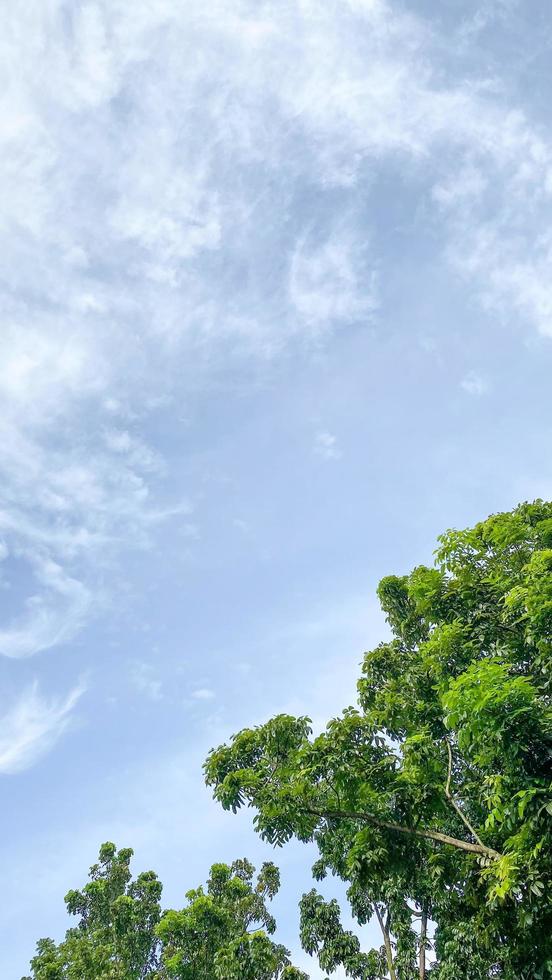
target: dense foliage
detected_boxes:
[23,846,307,980]
[158,858,307,980]
[23,843,163,980]
[205,501,552,978]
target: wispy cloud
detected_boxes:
[191,688,216,701]
[457,0,517,43]
[129,661,163,702]
[289,230,377,332]
[0,559,90,659]
[0,681,85,774]
[1,0,552,668]
[460,371,489,397]
[313,431,341,461]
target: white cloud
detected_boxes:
[1,0,552,664]
[0,559,90,659]
[446,224,552,338]
[129,661,163,701]
[0,681,85,774]
[0,410,168,656]
[191,688,216,701]
[460,371,489,397]
[313,431,341,461]
[233,518,250,533]
[458,0,517,43]
[432,165,488,207]
[289,231,377,332]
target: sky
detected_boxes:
[1,0,552,976]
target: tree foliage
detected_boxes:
[158,857,307,980]
[23,843,163,980]
[205,501,552,978]
[23,846,308,980]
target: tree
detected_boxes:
[204,500,552,978]
[23,843,164,980]
[23,846,308,980]
[158,857,308,980]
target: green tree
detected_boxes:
[205,501,552,978]
[23,847,308,980]
[158,858,307,979]
[23,843,163,980]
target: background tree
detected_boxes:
[158,857,308,980]
[23,847,308,980]
[23,843,163,979]
[205,500,552,978]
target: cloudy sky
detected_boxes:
[1,0,552,975]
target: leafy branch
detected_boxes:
[305,805,501,859]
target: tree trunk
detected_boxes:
[374,905,397,980]
[383,925,398,980]
[419,909,427,980]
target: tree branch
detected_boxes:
[304,806,501,859]
[445,738,453,798]
[444,740,487,850]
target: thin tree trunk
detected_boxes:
[374,905,397,980]
[419,909,427,980]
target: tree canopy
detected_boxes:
[23,846,308,980]
[158,857,307,980]
[23,843,163,980]
[205,500,552,978]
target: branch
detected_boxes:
[444,740,487,850]
[445,738,453,798]
[304,806,501,859]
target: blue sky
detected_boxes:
[1,0,552,975]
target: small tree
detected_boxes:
[205,501,552,978]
